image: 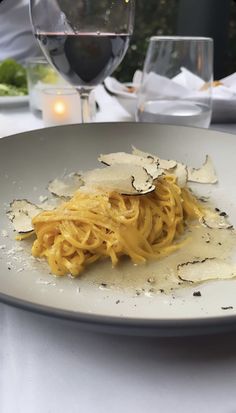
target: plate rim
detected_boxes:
[0,94,29,104]
[2,289,236,336]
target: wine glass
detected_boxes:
[136,36,213,128]
[30,0,135,123]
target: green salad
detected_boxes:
[0,58,28,97]
[29,63,59,85]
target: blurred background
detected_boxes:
[116,0,236,81]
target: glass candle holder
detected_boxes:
[42,88,81,126]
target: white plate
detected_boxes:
[1,123,236,336]
[0,95,29,106]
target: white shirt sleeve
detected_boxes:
[0,0,42,63]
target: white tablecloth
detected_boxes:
[1,91,236,413]
[0,86,132,138]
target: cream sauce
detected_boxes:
[81,223,236,294]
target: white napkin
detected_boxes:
[173,67,205,90]
[104,71,141,99]
[221,72,236,91]
[144,67,236,100]
[142,71,190,99]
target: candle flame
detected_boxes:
[54,100,66,115]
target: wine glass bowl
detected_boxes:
[30,0,135,122]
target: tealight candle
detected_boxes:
[42,88,81,126]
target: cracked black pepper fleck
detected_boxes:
[193,291,201,297]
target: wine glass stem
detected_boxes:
[80,91,91,123]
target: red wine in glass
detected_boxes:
[36,32,131,88]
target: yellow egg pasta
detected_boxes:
[30,175,203,277]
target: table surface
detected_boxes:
[1,89,236,413]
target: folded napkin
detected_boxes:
[173,67,236,100]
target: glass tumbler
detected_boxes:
[136,36,214,128]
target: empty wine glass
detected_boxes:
[30,0,135,123]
